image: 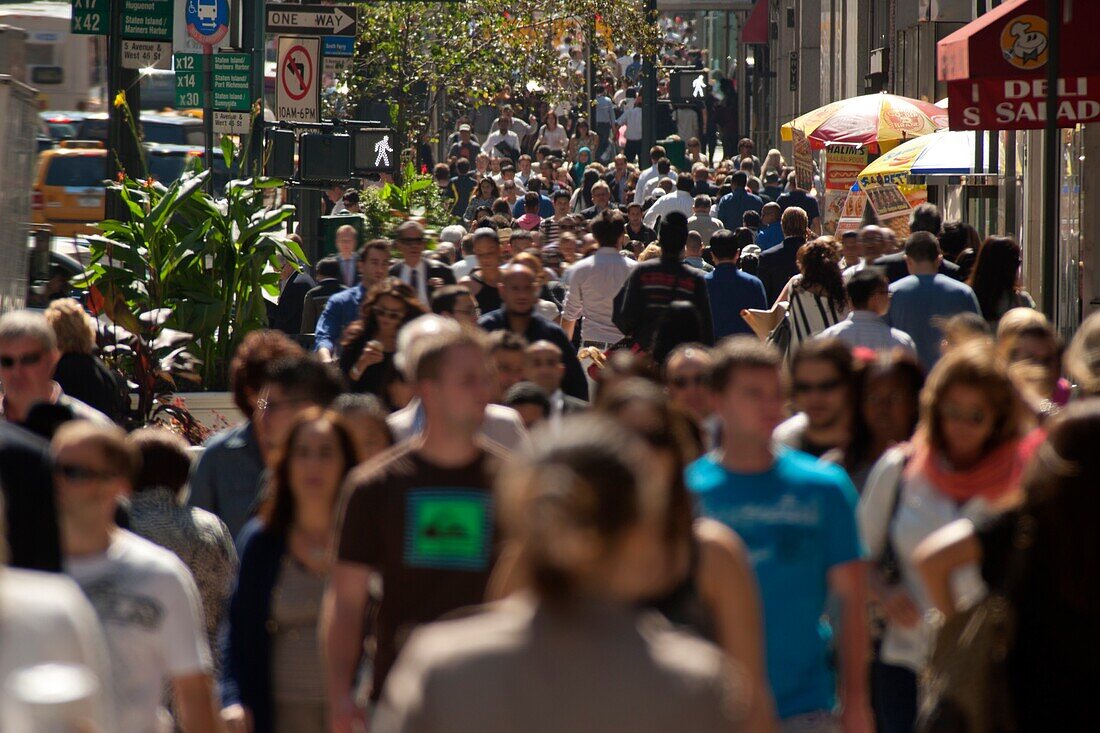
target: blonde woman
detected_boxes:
[44,298,125,423]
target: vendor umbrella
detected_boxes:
[856,130,990,185]
[781,92,948,153]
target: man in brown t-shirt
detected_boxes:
[323,326,505,733]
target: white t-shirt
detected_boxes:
[0,568,115,731]
[66,530,211,733]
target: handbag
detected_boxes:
[916,513,1035,733]
[765,314,791,360]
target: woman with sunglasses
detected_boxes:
[338,279,426,402]
[856,342,1038,733]
[222,410,360,733]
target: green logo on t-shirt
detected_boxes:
[404,490,492,571]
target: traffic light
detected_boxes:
[265,128,296,179]
[669,70,708,105]
[298,132,351,183]
[352,128,396,175]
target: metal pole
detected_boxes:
[243,0,266,177]
[106,0,144,220]
[640,0,658,155]
[1041,0,1061,319]
[204,47,215,194]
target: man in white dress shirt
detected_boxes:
[644,173,696,229]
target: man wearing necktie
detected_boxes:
[334,225,360,287]
[388,220,456,306]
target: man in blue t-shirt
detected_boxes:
[705,229,766,339]
[715,170,763,237]
[685,337,872,731]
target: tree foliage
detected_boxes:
[344,1,659,139]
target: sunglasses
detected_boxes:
[669,375,708,389]
[0,351,44,368]
[941,404,989,426]
[373,306,406,320]
[792,377,845,395]
[54,462,117,483]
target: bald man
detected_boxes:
[478,264,588,400]
[524,340,589,419]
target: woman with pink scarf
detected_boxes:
[855,341,1041,733]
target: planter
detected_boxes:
[167,391,242,437]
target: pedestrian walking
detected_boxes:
[313,240,392,361]
[818,268,917,355]
[966,236,1036,326]
[44,298,127,424]
[338,279,426,400]
[757,207,808,304]
[774,238,851,354]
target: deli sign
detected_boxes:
[938,0,1100,130]
[948,76,1100,130]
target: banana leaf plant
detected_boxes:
[75,163,302,419]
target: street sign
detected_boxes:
[123,0,173,41]
[212,53,252,112]
[122,39,172,69]
[323,55,352,79]
[185,0,229,47]
[352,128,396,175]
[174,53,203,108]
[266,4,357,37]
[213,110,250,135]
[174,52,252,112]
[323,36,355,57]
[276,36,320,122]
[72,0,108,36]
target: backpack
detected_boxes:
[915,513,1035,733]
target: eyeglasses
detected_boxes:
[669,374,708,389]
[54,463,116,483]
[941,404,989,426]
[0,351,44,369]
[373,306,406,320]
[255,395,311,414]
[792,377,845,395]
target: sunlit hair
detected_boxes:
[44,298,96,355]
[341,277,426,349]
[1065,310,1100,396]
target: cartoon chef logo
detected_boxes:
[1001,15,1048,70]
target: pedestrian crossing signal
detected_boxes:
[669,70,707,105]
[353,128,396,174]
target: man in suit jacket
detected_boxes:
[873,203,962,283]
[300,257,346,335]
[269,256,315,337]
[757,205,809,305]
[0,421,61,571]
[334,225,361,287]
[523,340,587,419]
[388,220,456,307]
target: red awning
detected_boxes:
[741,0,769,45]
[938,0,1100,129]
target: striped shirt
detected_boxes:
[785,276,849,349]
[818,310,917,354]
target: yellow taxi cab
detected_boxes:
[31,140,107,238]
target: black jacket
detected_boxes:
[449,174,478,218]
[53,352,126,424]
[0,421,60,571]
[876,251,961,284]
[478,309,589,401]
[613,258,715,349]
[757,235,805,304]
[300,279,346,335]
[270,270,315,336]
[580,203,618,220]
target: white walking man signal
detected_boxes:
[692,74,706,98]
[375,134,392,167]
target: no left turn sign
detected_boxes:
[276,36,320,122]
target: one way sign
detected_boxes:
[266,4,357,37]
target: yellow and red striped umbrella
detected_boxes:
[781,92,949,153]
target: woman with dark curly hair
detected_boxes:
[338,278,426,400]
[776,237,850,352]
[463,177,500,222]
[966,236,1035,326]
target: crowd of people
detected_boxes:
[2,25,1098,725]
